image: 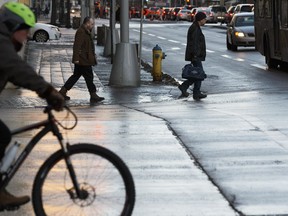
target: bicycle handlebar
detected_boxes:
[43,105,78,130]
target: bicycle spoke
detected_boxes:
[38,154,126,215]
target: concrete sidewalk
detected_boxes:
[0,20,238,215]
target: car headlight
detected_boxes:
[51,27,60,32]
[235,32,245,37]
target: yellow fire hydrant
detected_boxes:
[152,44,166,81]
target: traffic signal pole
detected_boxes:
[109,0,140,87]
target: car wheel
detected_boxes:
[231,44,237,51]
[226,36,232,50]
[264,40,278,69]
[34,30,49,42]
[230,38,237,51]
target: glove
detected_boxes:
[46,89,65,111]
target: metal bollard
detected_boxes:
[152,44,166,81]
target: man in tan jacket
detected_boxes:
[59,16,104,103]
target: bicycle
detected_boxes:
[0,106,135,216]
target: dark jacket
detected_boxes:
[185,21,206,62]
[72,24,96,66]
[0,23,53,98]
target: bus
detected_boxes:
[254,0,288,69]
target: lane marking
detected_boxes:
[157,36,166,40]
[168,39,181,43]
[207,49,215,53]
[251,63,266,70]
[222,54,232,59]
[148,33,155,36]
[235,58,245,62]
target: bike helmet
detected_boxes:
[0,2,35,32]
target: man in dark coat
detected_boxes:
[178,12,207,100]
[0,2,64,210]
[59,16,104,103]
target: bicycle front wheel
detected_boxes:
[32,144,135,216]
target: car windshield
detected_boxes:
[235,15,254,27]
[198,8,210,14]
[180,9,190,13]
[241,5,253,12]
[211,7,226,12]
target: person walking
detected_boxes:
[178,12,207,100]
[59,17,104,103]
[0,2,64,210]
[44,5,49,19]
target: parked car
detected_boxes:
[29,23,61,42]
[233,4,254,14]
[209,5,227,23]
[146,7,161,19]
[226,12,255,51]
[170,7,182,20]
[130,7,141,18]
[225,6,236,23]
[176,9,190,21]
[162,7,172,20]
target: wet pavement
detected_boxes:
[1,19,288,216]
[0,19,237,215]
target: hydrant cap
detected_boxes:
[153,44,162,51]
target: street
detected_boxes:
[1,19,288,215]
[128,20,288,95]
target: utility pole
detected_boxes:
[89,0,95,38]
[104,0,119,58]
[81,0,89,23]
[109,0,140,87]
[66,0,71,28]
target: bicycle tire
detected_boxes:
[32,143,135,216]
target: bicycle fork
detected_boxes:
[59,140,89,200]
[52,123,87,200]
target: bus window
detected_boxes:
[281,0,288,28]
[258,0,265,17]
[264,0,271,17]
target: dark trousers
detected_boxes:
[181,60,203,94]
[64,64,96,93]
[0,120,11,161]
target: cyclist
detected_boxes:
[0,2,64,211]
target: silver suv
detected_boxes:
[209,5,227,23]
[233,4,254,14]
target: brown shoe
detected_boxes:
[90,92,105,103]
[0,189,30,211]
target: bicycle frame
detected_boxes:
[0,107,83,197]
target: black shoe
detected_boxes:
[59,87,70,100]
[193,92,207,100]
[178,85,189,97]
[0,189,30,211]
[90,97,105,103]
[90,93,105,103]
